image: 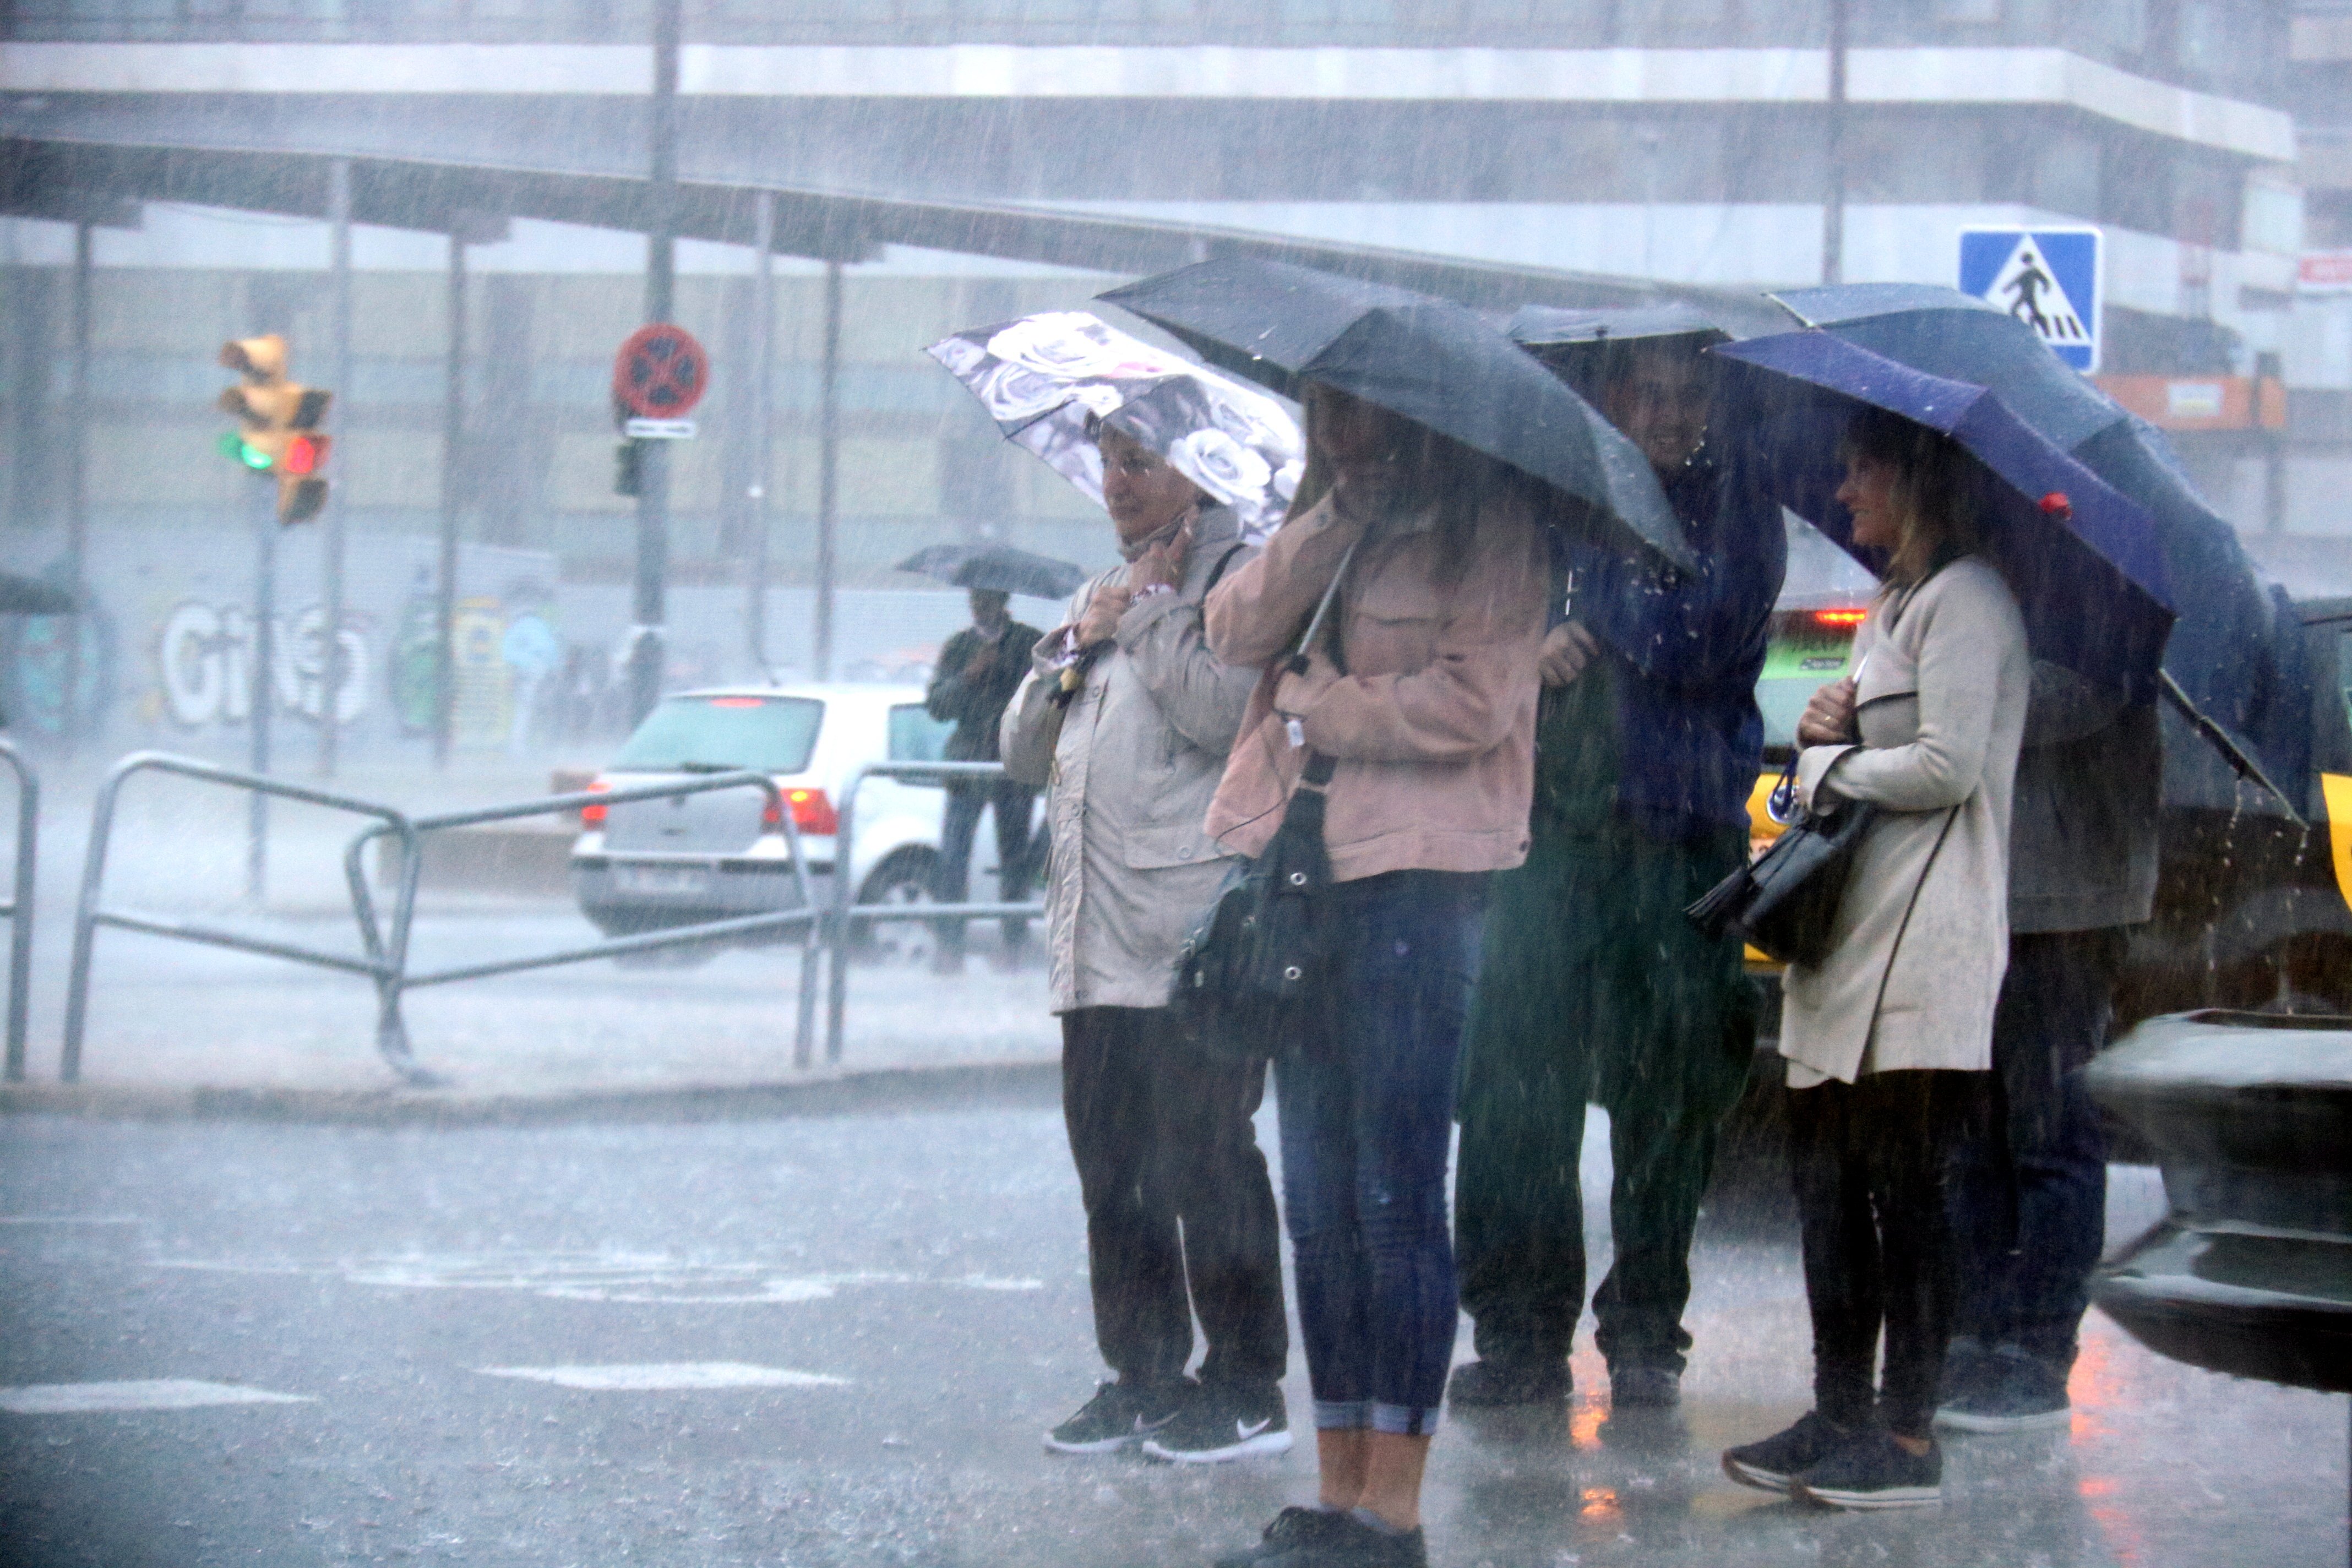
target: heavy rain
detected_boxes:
[0,2,2348,1565]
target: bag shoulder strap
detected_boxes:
[1202,540,1249,596]
[1864,803,1963,1036]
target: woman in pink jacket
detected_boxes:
[1202,386,1550,1568]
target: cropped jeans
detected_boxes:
[1275,869,1487,1438]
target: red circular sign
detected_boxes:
[613,323,708,419]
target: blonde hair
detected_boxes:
[1839,407,1983,591]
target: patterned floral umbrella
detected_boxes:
[926,311,1304,541]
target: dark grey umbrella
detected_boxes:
[896,543,1087,601]
[1508,302,1730,352]
[1098,259,1691,569]
[0,573,75,616]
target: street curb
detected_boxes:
[0,1059,1063,1129]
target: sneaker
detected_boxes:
[1210,1507,1351,1568]
[1935,1344,2072,1433]
[1791,1428,1943,1510]
[1044,1378,1189,1455]
[1609,1364,1681,1409]
[1141,1382,1292,1463]
[1721,1411,1855,1494]
[1446,1357,1571,1409]
[1938,1335,1991,1407]
[1215,1511,1426,1568]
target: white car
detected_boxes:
[569,683,1025,963]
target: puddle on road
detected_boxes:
[153,1250,1043,1304]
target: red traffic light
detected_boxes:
[281,433,328,477]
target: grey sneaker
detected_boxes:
[1791,1428,1943,1510]
[1722,1411,1856,1493]
[1935,1344,2072,1433]
[1446,1357,1570,1409]
[1610,1364,1681,1409]
[1044,1378,1189,1455]
[1141,1381,1292,1464]
[1211,1507,1352,1568]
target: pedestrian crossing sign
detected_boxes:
[1958,227,2103,372]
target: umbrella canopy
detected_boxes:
[1508,302,1731,352]
[1709,330,2174,700]
[1097,259,1691,569]
[895,542,1088,602]
[1766,282,2310,807]
[925,309,1303,540]
[0,573,75,616]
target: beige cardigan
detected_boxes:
[1780,557,2030,1086]
[1202,485,1550,883]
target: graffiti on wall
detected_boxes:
[156,600,371,729]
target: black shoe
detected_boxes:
[1044,1378,1189,1455]
[1217,1511,1426,1568]
[1792,1428,1943,1510]
[1721,1411,1855,1494]
[1935,1344,2072,1433]
[1446,1357,1570,1409]
[1609,1364,1681,1409]
[1142,1381,1292,1464]
[1937,1335,1991,1407]
[1210,1507,1351,1568]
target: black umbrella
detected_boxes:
[1098,259,1691,569]
[896,543,1087,601]
[1509,301,1731,354]
[1767,282,2309,816]
[0,573,75,616]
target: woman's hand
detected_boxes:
[1126,514,1193,596]
[1075,583,1133,647]
[1537,623,1598,688]
[1796,676,1859,747]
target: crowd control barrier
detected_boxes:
[813,760,1045,1068]
[0,741,36,1081]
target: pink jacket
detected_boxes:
[1202,486,1550,883]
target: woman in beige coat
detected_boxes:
[1722,408,2028,1511]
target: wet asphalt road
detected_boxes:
[1,1098,2346,1568]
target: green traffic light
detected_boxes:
[217,431,272,470]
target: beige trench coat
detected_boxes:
[999,505,1260,1014]
[1779,557,2030,1086]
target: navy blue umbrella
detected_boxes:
[1098,259,1692,569]
[1710,330,2174,703]
[1767,283,2310,812]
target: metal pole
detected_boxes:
[320,159,352,777]
[815,259,842,682]
[63,220,91,751]
[1822,0,1848,286]
[745,189,775,676]
[248,479,275,904]
[629,0,680,724]
[434,233,466,770]
[2,744,35,1082]
[824,764,861,1064]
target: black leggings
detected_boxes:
[1787,1069,1983,1438]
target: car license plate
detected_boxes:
[613,864,710,896]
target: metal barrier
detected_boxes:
[61,752,420,1084]
[358,770,822,1072]
[814,760,1044,1066]
[0,741,36,1081]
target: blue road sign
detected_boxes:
[1959,227,2103,372]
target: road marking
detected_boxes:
[0,1379,314,1414]
[477,1363,849,1391]
[160,1253,1042,1305]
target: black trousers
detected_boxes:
[1788,1069,1981,1437]
[1061,1006,1288,1389]
[935,779,1036,956]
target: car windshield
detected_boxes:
[608,695,824,775]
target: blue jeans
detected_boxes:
[1947,929,2122,1369]
[1275,870,1486,1438]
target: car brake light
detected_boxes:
[785,788,838,836]
[707,696,766,708]
[1812,608,1868,628]
[580,777,609,826]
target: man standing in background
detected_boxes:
[925,586,1042,974]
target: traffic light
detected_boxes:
[218,334,333,524]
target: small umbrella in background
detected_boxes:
[1099,258,1691,569]
[895,542,1088,602]
[1709,330,2175,704]
[0,573,76,616]
[1765,282,2311,814]
[926,310,1303,540]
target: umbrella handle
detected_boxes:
[1286,537,1362,678]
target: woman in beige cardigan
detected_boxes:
[1722,408,2028,1510]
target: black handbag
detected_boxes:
[1685,755,1879,968]
[1174,752,1336,1064]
